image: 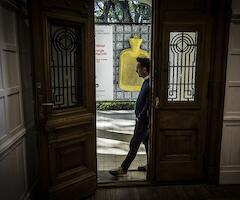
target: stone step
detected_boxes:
[96,119,135,130]
[97,137,146,155]
[97,129,133,142]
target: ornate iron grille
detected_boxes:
[48,20,83,109]
[168,32,198,102]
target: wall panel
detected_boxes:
[3,49,19,88]
[0,97,6,140]
[0,139,27,200]
[0,6,16,45]
[220,0,240,184]
[7,93,22,133]
[0,2,31,200]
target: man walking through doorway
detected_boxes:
[109,57,150,176]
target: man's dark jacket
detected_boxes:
[135,78,149,123]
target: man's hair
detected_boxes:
[136,57,150,73]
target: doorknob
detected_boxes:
[155,97,160,109]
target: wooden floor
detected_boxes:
[85,185,240,200]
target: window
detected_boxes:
[168,32,198,102]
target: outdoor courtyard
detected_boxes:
[96,110,147,182]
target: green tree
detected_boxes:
[94,0,151,23]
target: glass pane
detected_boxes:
[168,32,198,102]
[48,20,83,109]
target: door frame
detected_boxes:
[29,0,232,194]
[204,0,232,184]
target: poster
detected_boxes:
[95,25,113,101]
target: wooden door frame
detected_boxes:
[149,0,232,184]
[29,0,231,192]
[204,0,232,184]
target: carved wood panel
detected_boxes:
[49,129,95,185]
[161,130,197,161]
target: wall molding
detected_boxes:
[223,117,240,121]
[0,0,28,16]
[0,128,26,160]
[232,14,240,20]
[21,179,38,200]
[220,165,240,184]
[0,0,27,8]
[232,11,240,18]
[0,0,18,9]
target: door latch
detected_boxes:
[155,97,160,109]
[41,102,54,107]
[40,102,54,115]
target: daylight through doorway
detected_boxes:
[94,0,152,184]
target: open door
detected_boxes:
[151,0,230,182]
[30,0,96,199]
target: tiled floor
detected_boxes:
[96,110,147,181]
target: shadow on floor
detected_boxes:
[98,170,147,184]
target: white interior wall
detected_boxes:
[220,0,240,184]
[0,2,32,200]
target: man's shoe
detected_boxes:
[138,165,147,171]
[109,167,127,177]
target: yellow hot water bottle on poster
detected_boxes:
[119,35,149,91]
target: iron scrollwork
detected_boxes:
[168,32,198,102]
[48,20,83,109]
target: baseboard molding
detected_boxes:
[220,165,240,184]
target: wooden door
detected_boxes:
[151,0,230,182]
[30,0,96,199]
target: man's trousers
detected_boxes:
[121,120,149,171]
